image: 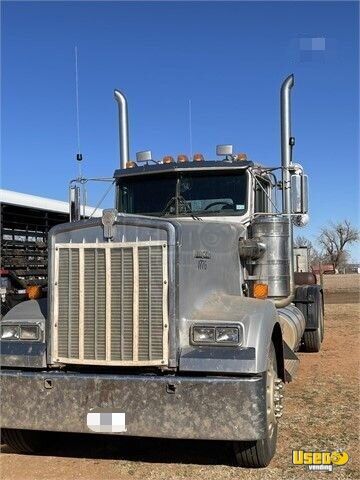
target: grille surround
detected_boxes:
[52,241,169,366]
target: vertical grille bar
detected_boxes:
[120,249,124,359]
[67,250,72,357]
[105,248,111,361]
[110,248,122,360]
[148,246,152,360]
[78,248,85,360]
[132,246,139,361]
[94,249,98,358]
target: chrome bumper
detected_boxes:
[0,370,267,441]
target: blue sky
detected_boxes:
[1,1,359,259]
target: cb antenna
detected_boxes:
[75,45,83,179]
[74,46,86,218]
[188,99,193,159]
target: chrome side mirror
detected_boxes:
[291,173,308,214]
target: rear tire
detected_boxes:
[302,302,323,352]
[302,328,321,352]
[1,429,46,454]
[233,343,280,468]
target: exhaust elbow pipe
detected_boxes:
[114,89,130,169]
[280,73,294,214]
[280,75,294,167]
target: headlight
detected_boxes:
[1,325,20,340]
[216,327,239,343]
[193,326,215,343]
[1,324,40,340]
[20,325,39,340]
[191,325,242,345]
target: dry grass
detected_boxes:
[322,273,360,294]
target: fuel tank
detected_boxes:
[277,304,306,351]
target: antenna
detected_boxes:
[188,99,193,159]
[75,46,83,179]
[74,46,86,218]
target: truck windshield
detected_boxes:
[117,170,247,217]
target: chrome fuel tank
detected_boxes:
[278,304,306,351]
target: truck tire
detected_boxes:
[302,328,321,352]
[320,299,325,342]
[1,429,46,454]
[233,343,281,468]
[302,302,323,353]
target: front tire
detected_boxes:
[1,429,47,454]
[233,342,282,468]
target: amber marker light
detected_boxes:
[26,285,42,300]
[177,154,189,163]
[236,153,247,161]
[193,153,204,162]
[163,156,174,164]
[126,161,137,168]
[253,283,268,299]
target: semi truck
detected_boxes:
[0,75,324,468]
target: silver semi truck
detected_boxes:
[0,75,324,468]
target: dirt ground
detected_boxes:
[1,274,359,480]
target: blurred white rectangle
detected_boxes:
[87,411,126,433]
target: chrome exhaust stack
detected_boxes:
[114,89,130,169]
[275,74,295,308]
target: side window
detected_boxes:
[254,178,270,213]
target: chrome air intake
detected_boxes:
[250,215,291,298]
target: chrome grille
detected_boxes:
[53,241,168,366]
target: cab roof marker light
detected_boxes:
[126,161,137,169]
[193,153,204,162]
[177,154,189,163]
[163,156,174,164]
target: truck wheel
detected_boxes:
[233,343,282,468]
[1,429,46,454]
[302,302,323,352]
[302,328,321,352]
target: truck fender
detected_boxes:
[294,285,323,330]
[180,294,281,376]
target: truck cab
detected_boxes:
[115,156,275,222]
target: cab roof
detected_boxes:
[113,159,253,179]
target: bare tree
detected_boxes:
[318,220,359,270]
[294,235,312,249]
